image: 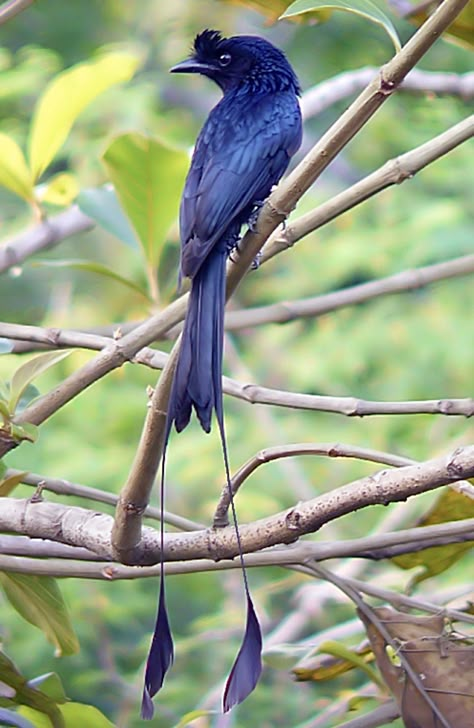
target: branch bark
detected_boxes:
[0,445,472,565]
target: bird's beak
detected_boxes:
[169,58,214,75]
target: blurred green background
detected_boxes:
[0,1,473,726]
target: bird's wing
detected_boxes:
[179,91,302,278]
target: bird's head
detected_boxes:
[170,29,300,95]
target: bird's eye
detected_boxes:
[218,53,232,67]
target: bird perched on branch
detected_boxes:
[142,29,302,719]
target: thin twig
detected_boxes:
[3,468,203,531]
[0,0,33,25]
[1,323,472,418]
[0,205,93,273]
[225,253,474,330]
[301,68,474,119]
[213,443,414,526]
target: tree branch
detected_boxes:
[0,446,472,565]
[301,68,474,119]
[262,115,474,263]
[3,468,203,531]
[213,442,414,527]
[0,206,93,274]
[110,0,471,555]
[225,253,474,330]
[0,0,33,25]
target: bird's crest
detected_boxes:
[194,28,224,58]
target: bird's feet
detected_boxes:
[247,200,265,233]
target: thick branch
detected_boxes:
[0,446,472,565]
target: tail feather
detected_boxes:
[170,250,227,433]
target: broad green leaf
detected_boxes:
[392,486,474,587]
[8,350,71,414]
[77,187,139,248]
[27,674,67,704]
[38,173,79,207]
[0,573,79,656]
[0,651,64,728]
[0,471,28,497]
[28,51,140,180]
[0,133,34,201]
[102,132,188,268]
[20,703,114,728]
[281,0,401,51]
[34,260,152,303]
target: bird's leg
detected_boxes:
[247,200,265,233]
[226,231,241,263]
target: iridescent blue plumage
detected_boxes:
[142,29,302,719]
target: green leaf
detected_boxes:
[28,51,140,181]
[20,703,114,728]
[0,651,64,728]
[8,351,71,414]
[0,471,28,497]
[77,187,139,248]
[392,487,474,587]
[27,674,67,704]
[34,260,152,303]
[0,573,79,656]
[102,132,188,268]
[0,133,34,201]
[281,0,401,51]
[9,423,38,444]
[38,173,79,207]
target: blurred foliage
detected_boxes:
[0,1,473,726]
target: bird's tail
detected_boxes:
[171,249,227,434]
[142,248,262,720]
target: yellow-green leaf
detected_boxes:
[0,573,79,656]
[392,486,474,586]
[102,132,188,268]
[20,703,114,728]
[281,0,401,51]
[0,133,34,201]
[9,350,71,414]
[34,260,152,303]
[0,471,28,497]
[28,51,140,181]
[38,172,79,207]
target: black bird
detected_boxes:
[142,29,302,719]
